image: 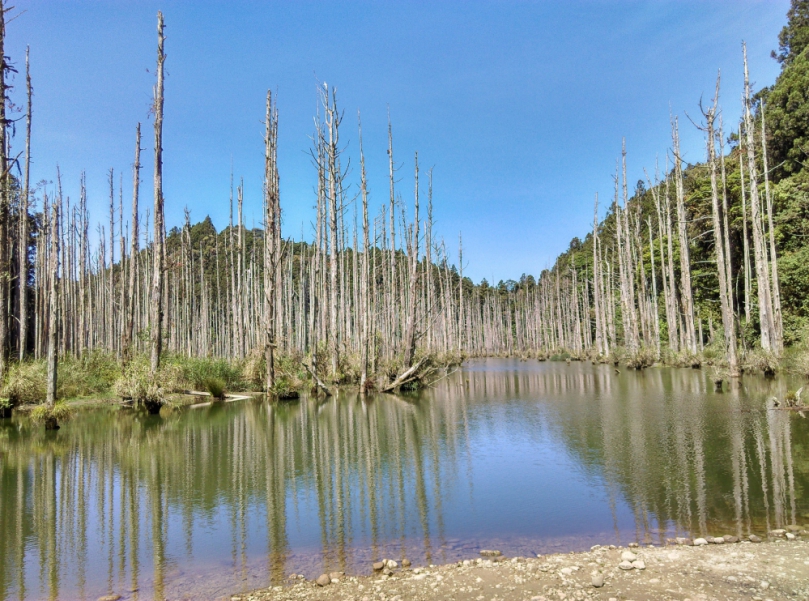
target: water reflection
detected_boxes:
[0,359,807,601]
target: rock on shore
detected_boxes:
[232,538,809,601]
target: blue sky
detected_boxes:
[5,0,789,283]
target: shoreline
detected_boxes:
[233,533,809,601]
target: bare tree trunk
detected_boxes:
[323,85,341,378]
[358,113,370,392]
[672,118,697,353]
[702,74,738,375]
[18,46,31,360]
[592,193,604,356]
[124,124,141,359]
[45,202,59,429]
[263,90,279,392]
[0,0,9,382]
[743,43,775,352]
[760,100,783,353]
[149,11,166,379]
[402,152,420,368]
[739,133,752,325]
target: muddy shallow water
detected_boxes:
[1,359,807,600]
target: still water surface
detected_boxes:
[1,359,807,600]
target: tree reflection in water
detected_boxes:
[0,359,806,601]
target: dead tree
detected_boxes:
[149,11,166,377]
[701,73,738,375]
[18,46,31,360]
[45,199,59,429]
[263,90,279,391]
[124,124,141,359]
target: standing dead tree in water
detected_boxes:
[358,112,370,392]
[700,72,739,376]
[672,117,698,354]
[149,11,166,383]
[18,46,31,360]
[743,42,777,353]
[0,0,10,383]
[124,124,141,360]
[263,90,279,392]
[44,195,59,429]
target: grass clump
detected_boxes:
[30,402,72,429]
[168,355,247,391]
[626,346,657,370]
[204,377,226,399]
[741,349,779,377]
[1,362,47,405]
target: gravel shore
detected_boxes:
[232,535,809,601]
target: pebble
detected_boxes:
[785,532,796,540]
[402,558,411,567]
[372,561,385,571]
[723,535,739,543]
[315,574,331,587]
[693,537,708,546]
[591,574,604,588]
[621,551,638,561]
[411,574,427,581]
[631,560,646,570]
[675,537,692,546]
[760,580,770,590]
[711,536,725,544]
[386,559,398,569]
[618,560,634,570]
[748,534,762,543]
[560,567,572,575]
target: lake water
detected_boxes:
[1,358,807,600]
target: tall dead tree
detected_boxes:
[760,100,783,352]
[263,90,279,391]
[45,200,59,428]
[672,117,698,353]
[592,193,605,355]
[702,73,738,375]
[358,112,370,392]
[18,46,31,360]
[149,11,166,377]
[402,152,420,368]
[124,124,141,358]
[0,0,9,382]
[742,42,776,352]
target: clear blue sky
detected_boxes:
[5,0,789,283]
